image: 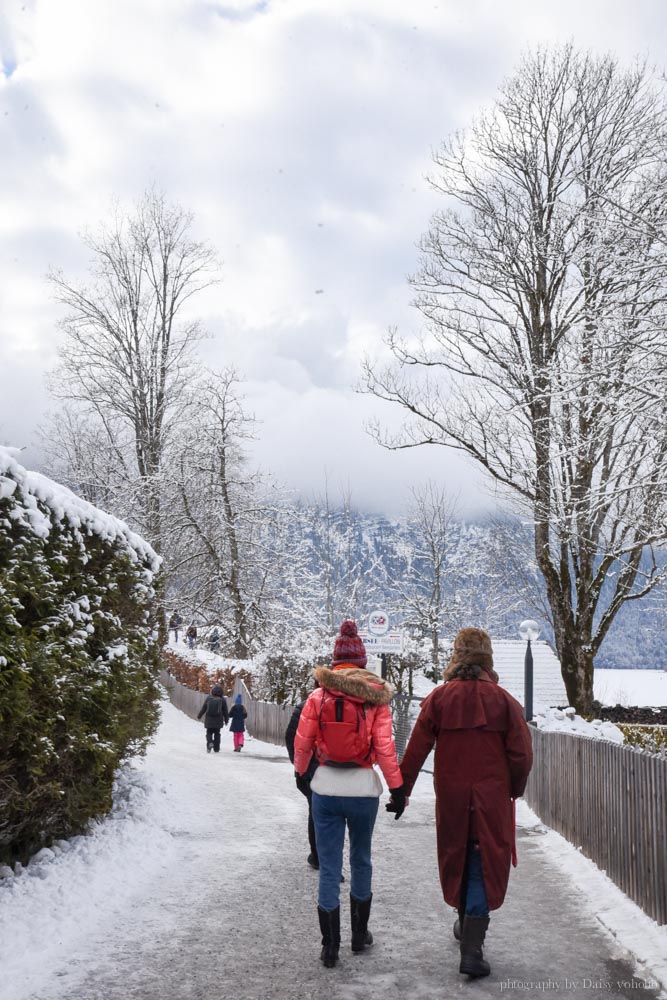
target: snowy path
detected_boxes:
[2,700,665,1000]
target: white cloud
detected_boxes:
[1,0,667,511]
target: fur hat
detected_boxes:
[332,619,367,669]
[444,627,498,682]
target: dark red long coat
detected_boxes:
[400,675,533,911]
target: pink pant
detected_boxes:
[233,732,244,749]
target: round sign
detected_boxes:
[368,610,390,636]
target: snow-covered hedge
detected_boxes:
[0,447,161,863]
[533,705,624,743]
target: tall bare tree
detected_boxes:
[49,189,218,551]
[393,483,458,666]
[363,47,667,713]
[168,370,285,658]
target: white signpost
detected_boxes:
[358,631,404,655]
[360,610,403,666]
[368,609,390,636]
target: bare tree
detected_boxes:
[49,189,218,551]
[168,370,285,658]
[392,483,458,666]
[363,47,667,713]
[38,407,129,510]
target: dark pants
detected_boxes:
[206,728,221,752]
[464,841,489,917]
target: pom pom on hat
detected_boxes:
[332,619,367,668]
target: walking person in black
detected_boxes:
[197,684,229,753]
[286,690,320,870]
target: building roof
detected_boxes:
[492,639,567,709]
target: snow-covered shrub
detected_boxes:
[162,648,253,697]
[533,706,624,743]
[618,724,667,755]
[255,645,330,706]
[0,447,161,863]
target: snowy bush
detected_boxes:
[0,447,161,863]
[254,638,331,705]
[533,706,624,743]
[162,648,254,697]
[618,724,667,755]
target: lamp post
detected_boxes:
[519,619,541,722]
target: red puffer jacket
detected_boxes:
[294,664,402,789]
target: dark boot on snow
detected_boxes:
[350,894,373,952]
[453,904,465,941]
[459,915,490,978]
[317,906,340,968]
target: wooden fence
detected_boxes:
[524,727,667,925]
[159,670,295,747]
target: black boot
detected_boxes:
[459,915,490,978]
[350,894,373,952]
[453,905,465,941]
[317,906,340,968]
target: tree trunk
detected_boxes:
[556,634,595,716]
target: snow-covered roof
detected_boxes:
[492,638,567,709]
[0,446,159,572]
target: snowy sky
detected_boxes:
[2,0,667,515]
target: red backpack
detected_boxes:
[316,690,372,766]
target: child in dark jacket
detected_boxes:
[229,694,248,752]
[197,684,229,753]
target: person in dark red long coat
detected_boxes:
[397,627,533,979]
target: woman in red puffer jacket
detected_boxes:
[294,620,404,969]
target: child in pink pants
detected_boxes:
[229,694,247,752]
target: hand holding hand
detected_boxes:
[385,785,407,820]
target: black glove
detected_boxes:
[385,785,407,820]
[295,773,311,796]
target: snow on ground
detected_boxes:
[1,695,665,1000]
[516,799,667,996]
[0,722,181,999]
[534,706,625,742]
[595,669,667,707]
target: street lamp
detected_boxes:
[519,619,541,722]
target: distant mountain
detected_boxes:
[296,507,666,670]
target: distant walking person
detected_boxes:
[294,620,405,969]
[196,683,229,753]
[186,623,197,649]
[397,628,533,979]
[229,693,247,751]
[285,686,320,870]
[208,627,221,654]
[169,611,182,644]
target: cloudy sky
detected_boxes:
[1,0,666,515]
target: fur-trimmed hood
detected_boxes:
[313,665,394,706]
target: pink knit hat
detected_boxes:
[332,620,367,668]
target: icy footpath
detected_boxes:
[2,699,666,1000]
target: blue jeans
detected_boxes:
[465,841,489,917]
[311,793,379,912]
